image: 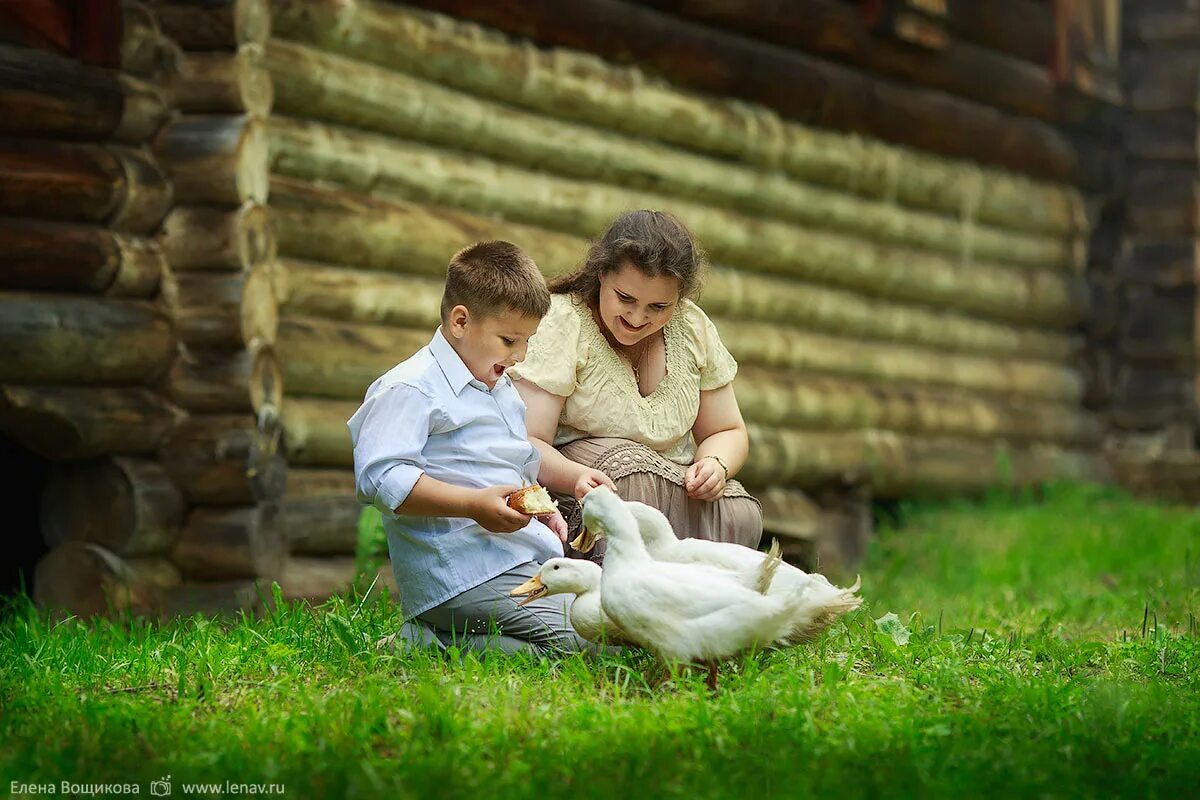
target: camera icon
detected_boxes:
[150,776,172,796]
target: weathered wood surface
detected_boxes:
[157,579,262,617]
[155,115,269,205]
[167,342,282,414]
[0,220,165,296]
[0,142,172,233]
[278,557,397,602]
[1125,112,1199,164]
[0,385,183,459]
[397,0,1086,184]
[41,457,184,556]
[162,266,278,348]
[1118,285,1196,366]
[0,293,175,385]
[280,397,353,466]
[34,541,180,618]
[283,468,360,555]
[0,44,169,142]
[1124,6,1200,47]
[276,254,1077,362]
[168,44,273,117]
[269,176,1085,328]
[263,46,1078,271]
[943,0,1054,65]
[277,316,429,399]
[1110,366,1194,430]
[270,0,1084,236]
[269,176,584,277]
[1125,50,1200,112]
[161,413,285,505]
[1117,237,1200,288]
[735,366,1101,445]
[147,0,271,50]
[741,425,1105,496]
[631,0,1070,125]
[159,203,275,271]
[172,505,285,581]
[1126,165,1199,236]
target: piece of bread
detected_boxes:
[507,484,557,516]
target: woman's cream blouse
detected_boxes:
[509,294,739,465]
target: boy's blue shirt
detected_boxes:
[347,327,563,619]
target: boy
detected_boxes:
[348,241,608,655]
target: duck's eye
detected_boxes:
[553,565,560,570]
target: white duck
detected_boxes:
[582,486,805,690]
[623,500,862,644]
[508,558,634,646]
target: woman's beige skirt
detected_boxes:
[553,437,763,563]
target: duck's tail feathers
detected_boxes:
[779,575,864,645]
[754,538,783,595]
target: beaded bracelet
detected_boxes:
[702,454,729,479]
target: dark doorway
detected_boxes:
[0,434,48,601]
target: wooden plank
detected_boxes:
[1126,165,1200,236]
[1125,111,1198,163]
[1126,49,1200,112]
[1117,237,1199,288]
[943,0,1054,65]
[402,0,1085,184]
[1110,366,1194,430]
[1118,285,1196,366]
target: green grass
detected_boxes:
[2,483,1198,799]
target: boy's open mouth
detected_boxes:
[493,364,506,377]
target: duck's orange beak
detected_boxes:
[569,526,600,553]
[509,575,547,606]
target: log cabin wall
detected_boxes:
[261,0,1116,583]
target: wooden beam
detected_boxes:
[154,115,269,206]
[146,0,270,50]
[161,413,285,505]
[0,219,164,296]
[401,0,1087,184]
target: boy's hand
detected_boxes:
[544,510,569,543]
[574,468,617,501]
[470,485,531,533]
[684,458,726,502]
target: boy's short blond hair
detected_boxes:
[440,241,551,322]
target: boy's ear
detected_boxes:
[446,304,471,338]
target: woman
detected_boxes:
[510,210,762,556]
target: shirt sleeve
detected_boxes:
[508,295,582,397]
[696,306,739,391]
[346,382,433,518]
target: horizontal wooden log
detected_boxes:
[281,397,354,466]
[1111,367,1194,430]
[41,457,184,556]
[396,0,1087,184]
[1110,449,1200,507]
[147,0,270,50]
[1125,111,1199,163]
[1117,237,1199,288]
[0,44,170,142]
[172,504,285,581]
[740,425,1106,496]
[1118,285,1196,365]
[283,468,359,555]
[1125,7,1200,47]
[161,413,285,505]
[270,176,1085,327]
[1126,50,1200,112]
[159,203,275,271]
[0,219,164,296]
[1126,165,1200,236]
[167,341,282,414]
[0,293,175,385]
[734,366,1101,445]
[34,541,180,618]
[276,257,1078,362]
[157,579,262,617]
[943,0,1054,65]
[154,115,268,205]
[121,0,184,79]
[168,44,273,117]
[162,265,278,348]
[717,318,1083,403]
[1080,345,1115,410]
[0,385,183,459]
[270,175,584,276]
[277,316,429,399]
[0,141,172,233]
[263,45,1076,271]
[633,0,1066,124]
[270,0,1084,235]
[278,557,397,603]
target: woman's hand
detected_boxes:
[574,468,617,501]
[684,458,726,501]
[544,509,569,543]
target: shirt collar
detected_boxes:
[430,327,504,396]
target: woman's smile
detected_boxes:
[618,316,649,333]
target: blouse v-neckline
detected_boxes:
[578,298,685,404]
